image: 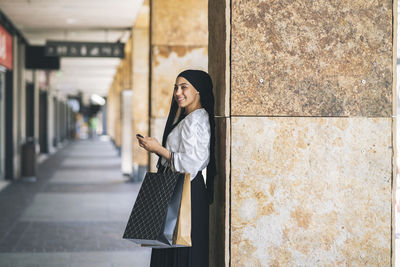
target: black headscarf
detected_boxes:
[157,70,216,204]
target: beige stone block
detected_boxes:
[132,27,150,166]
[149,117,168,172]
[231,117,392,266]
[132,74,149,166]
[151,0,208,46]
[134,3,149,29]
[132,28,149,73]
[151,45,208,118]
[231,1,392,116]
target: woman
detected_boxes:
[136,69,216,267]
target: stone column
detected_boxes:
[131,2,150,180]
[107,70,122,150]
[12,36,20,178]
[33,70,39,151]
[120,35,133,175]
[114,67,123,149]
[208,0,230,266]
[106,87,115,141]
[210,1,394,266]
[149,0,208,171]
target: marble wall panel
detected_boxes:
[151,45,208,118]
[231,0,392,116]
[231,117,392,266]
[151,0,208,46]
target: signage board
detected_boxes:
[45,41,125,58]
[0,25,12,70]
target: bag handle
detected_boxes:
[163,151,176,174]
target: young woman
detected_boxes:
[136,69,216,267]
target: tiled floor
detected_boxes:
[0,139,151,267]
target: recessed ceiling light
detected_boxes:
[91,94,106,106]
[66,18,77,24]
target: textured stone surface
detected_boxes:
[134,2,149,29]
[151,45,208,118]
[107,81,122,147]
[132,26,149,166]
[149,117,167,172]
[151,0,208,46]
[231,117,392,266]
[231,0,392,116]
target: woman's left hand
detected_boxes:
[137,136,162,154]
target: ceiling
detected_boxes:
[0,0,144,96]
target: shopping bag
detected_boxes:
[123,171,191,247]
[174,173,191,246]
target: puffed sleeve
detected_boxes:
[172,114,210,180]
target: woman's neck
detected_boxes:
[184,104,202,115]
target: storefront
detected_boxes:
[0,24,13,180]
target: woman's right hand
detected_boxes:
[137,135,162,154]
[137,135,172,162]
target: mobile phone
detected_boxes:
[136,134,144,138]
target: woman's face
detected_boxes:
[174,76,201,110]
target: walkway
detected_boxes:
[0,138,151,267]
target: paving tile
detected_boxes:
[0,181,10,192]
[20,193,137,222]
[0,251,151,267]
[0,221,139,253]
[49,169,128,184]
[42,183,140,193]
[61,158,121,166]
[0,140,151,266]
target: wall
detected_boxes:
[209,0,394,266]
[131,2,150,180]
[149,0,208,171]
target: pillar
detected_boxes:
[109,74,123,151]
[120,34,133,175]
[12,36,20,178]
[149,0,208,171]
[208,0,230,266]
[209,0,394,266]
[131,1,150,180]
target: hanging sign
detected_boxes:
[45,41,125,58]
[0,25,13,70]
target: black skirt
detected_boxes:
[150,168,209,267]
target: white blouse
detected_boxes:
[161,108,210,181]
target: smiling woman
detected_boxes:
[173,77,201,113]
[137,70,216,267]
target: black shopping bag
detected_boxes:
[123,171,190,247]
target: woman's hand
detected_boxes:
[137,136,162,154]
[136,135,172,162]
